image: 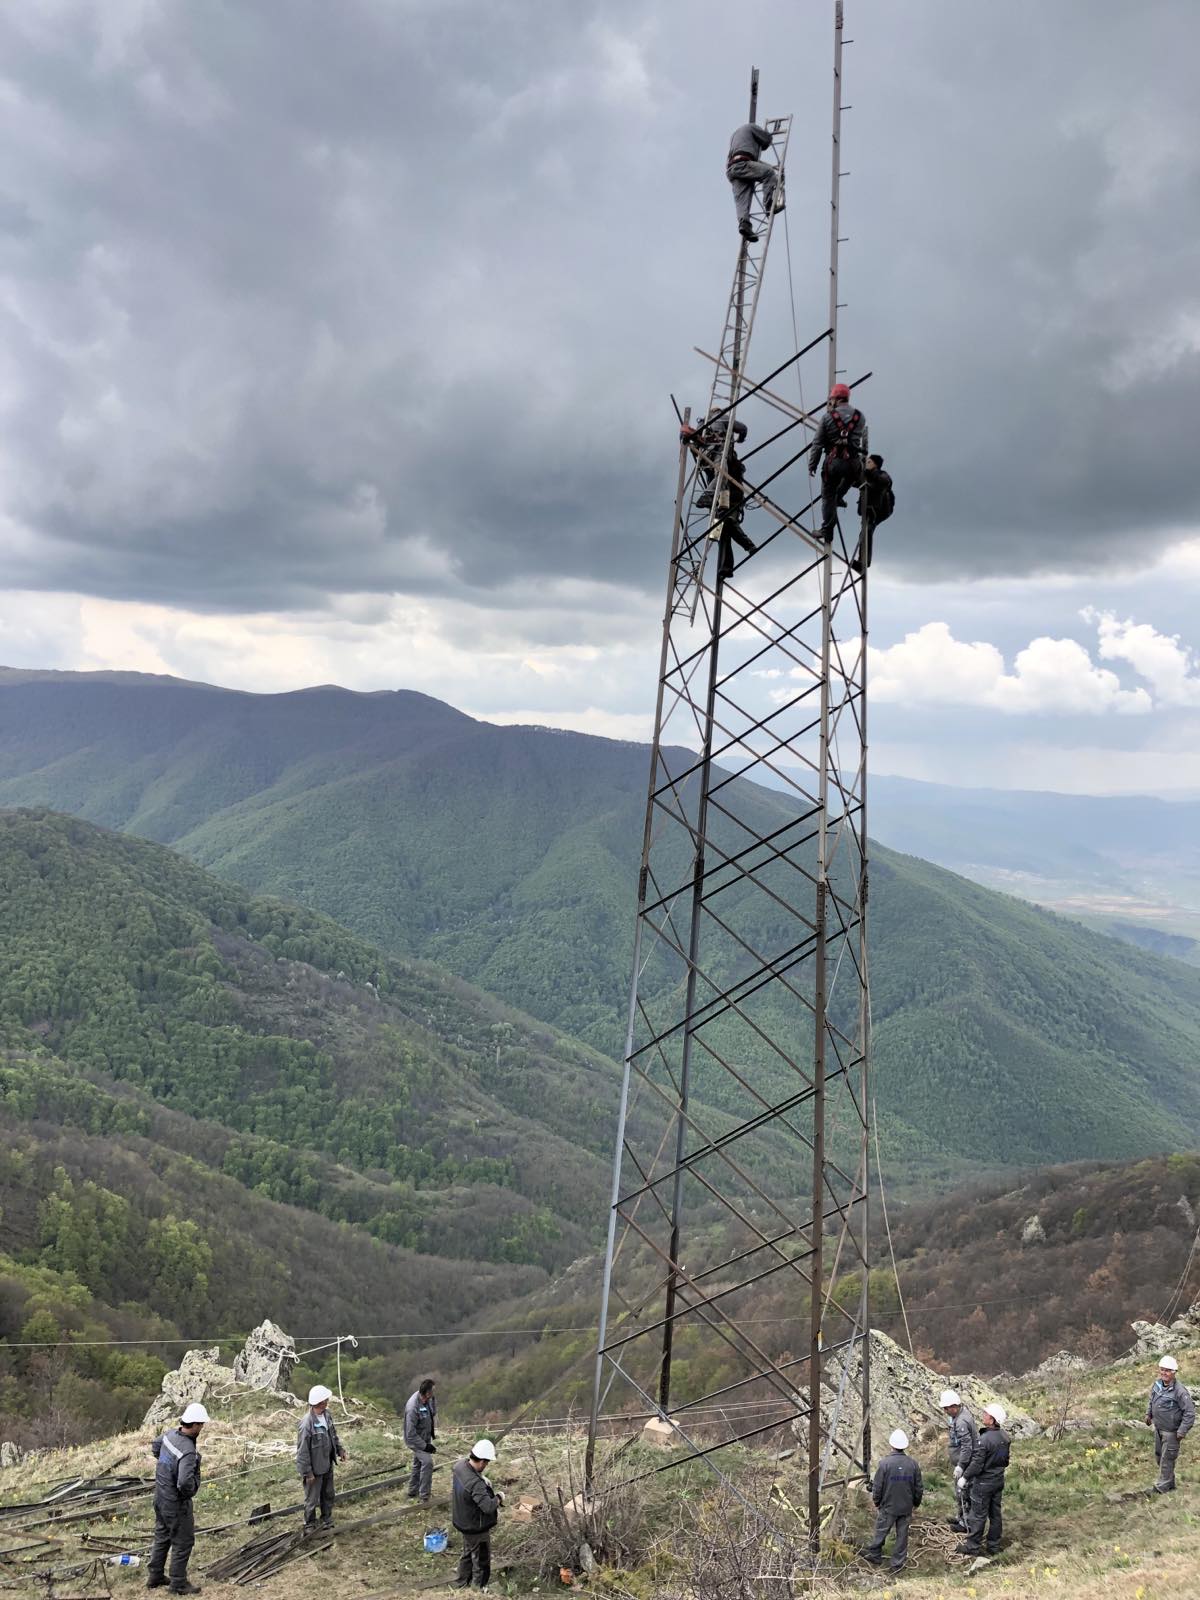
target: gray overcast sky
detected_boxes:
[0,0,1198,792]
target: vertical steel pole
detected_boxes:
[809,548,832,1551]
[827,3,845,392]
[586,413,693,1490]
[857,529,872,1478]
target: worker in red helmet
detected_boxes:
[808,384,869,542]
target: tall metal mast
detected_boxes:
[586,10,871,1560]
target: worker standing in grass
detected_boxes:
[146,1402,208,1595]
[956,1402,1010,1557]
[1146,1354,1195,1493]
[404,1377,438,1504]
[858,1428,923,1573]
[452,1439,504,1590]
[939,1388,978,1531]
[296,1384,347,1531]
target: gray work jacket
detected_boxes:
[1147,1378,1195,1437]
[962,1425,1010,1488]
[947,1405,978,1469]
[727,123,772,164]
[296,1410,344,1478]
[871,1449,924,1516]
[151,1429,201,1509]
[404,1390,437,1451]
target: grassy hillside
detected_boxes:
[2,673,1200,1173]
[7,1338,1200,1599]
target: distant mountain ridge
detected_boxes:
[2,671,1200,1174]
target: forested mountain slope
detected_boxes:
[2,673,1200,1171]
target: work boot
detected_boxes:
[146,1579,166,1591]
[955,1542,981,1557]
[856,1549,882,1566]
[169,1585,201,1597]
[738,221,759,243]
[696,488,714,508]
[1153,1482,1176,1493]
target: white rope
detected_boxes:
[871,1094,913,1354]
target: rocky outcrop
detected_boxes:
[141,1324,302,1431]
[788,1329,1039,1460]
[1020,1214,1046,1246]
[1127,1320,1191,1359]
[232,1320,297,1393]
[1022,1350,1092,1385]
[0,1442,21,1468]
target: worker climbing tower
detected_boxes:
[586,4,872,1558]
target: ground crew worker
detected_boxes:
[146,1402,208,1594]
[1146,1354,1195,1493]
[808,384,868,541]
[956,1402,1010,1557]
[452,1439,504,1590]
[404,1378,438,1504]
[858,1429,923,1573]
[296,1384,347,1531]
[726,123,782,242]
[852,454,895,573]
[939,1388,978,1531]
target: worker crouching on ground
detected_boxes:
[939,1387,978,1531]
[1146,1354,1195,1493]
[404,1377,438,1504]
[147,1402,208,1595]
[452,1439,504,1590]
[808,384,868,542]
[956,1402,1010,1556]
[859,1428,923,1573]
[296,1384,347,1531]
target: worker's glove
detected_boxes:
[953,1467,963,1482]
[496,1490,506,1506]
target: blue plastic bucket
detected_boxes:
[424,1530,449,1555]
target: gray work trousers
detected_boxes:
[148,1499,195,1587]
[303,1469,335,1525]
[1155,1428,1181,1489]
[962,1479,1003,1553]
[455,1529,491,1588]
[727,159,777,226]
[864,1507,910,1571]
[819,456,863,536]
[408,1448,434,1500]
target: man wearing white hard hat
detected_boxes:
[296,1385,348,1531]
[956,1402,1010,1557]
[452,1439,504,1589]
[147,1402,209,1594]
[1145,1354,1195,1493]
[939,1388,977,1531]
[858,1428,923,1573]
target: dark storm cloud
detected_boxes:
[0,0,1196,611]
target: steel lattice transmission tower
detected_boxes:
[585,7,872,1552]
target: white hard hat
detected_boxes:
[181,1403,209,1425]
[888,1429,909,1450]
[308,1385,333,1405]
[983,1402,1007,1426]
[939,1389,961,1408]
[1159,1355,1180,1371]
[471,1439,497,1462]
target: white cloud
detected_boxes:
[1085,607,1200,707]
[867,621,1151,716]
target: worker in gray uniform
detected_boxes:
[808,383,868,541]
[1145,1354,1195,1493]
[858,1428,923,1572]
[296,1384,347,1530]
[452,1439,504,1590]
[147,1402,208,1594]
[404,1377,438,1504]
[939,1387,978,1531]
[956,1402,1010,1556]
[726,122,782,242]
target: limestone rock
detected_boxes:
[788,1329,1040,1460]
[232,1320,297,1394]
[1020,1214,1046,1246]
[0,1442,21,1468]
[509,1496,544,1524]
[1022,1349,1091,1385]
[641,1416,675,1450]
[1177,1194,1197,1232]
[141,1346,235,1433]
[1128,1320,1191,1358]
